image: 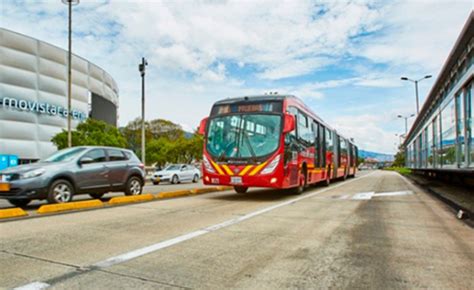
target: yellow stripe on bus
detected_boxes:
[210,160,225,175]
[248,161,268,176]
[239,165,253,176]
[221,165,234,176]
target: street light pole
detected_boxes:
[397,114,415,135]
[401,75,432,115]
[62,0,79,148]
[139,57,148,165]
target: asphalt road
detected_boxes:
[1,170,473,289]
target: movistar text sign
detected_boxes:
[0,97,87,121]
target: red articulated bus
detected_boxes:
[198,95,358,194]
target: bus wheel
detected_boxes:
[323,176,330,187]
[234,186,248,194]
[290,173,305,195]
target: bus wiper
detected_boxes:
[241,118,257,162]
[218,151,227,162]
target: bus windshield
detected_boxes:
[206,114,281,159]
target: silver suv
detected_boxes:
[0,146,145,207]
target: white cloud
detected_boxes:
[358,0,472,73]
[330,114,399,154]
[1,0,471,154]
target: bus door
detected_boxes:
[333,134,340,178]
[311,121,324,182]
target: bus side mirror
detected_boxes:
[283,113,295,133]
[198,117,208,135]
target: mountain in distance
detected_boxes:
[359,149,394,162]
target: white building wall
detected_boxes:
[0,28,119,160]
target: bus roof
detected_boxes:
[213,94,292,105]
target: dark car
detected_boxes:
[0,146,146,207]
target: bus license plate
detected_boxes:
[0,183,10,192]
[230,176,242,184]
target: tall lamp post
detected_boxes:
[401,75,432,115]
[397,114,415,135]
[62,0,80,148]
[138,57,148,165]
[395,133,406,146]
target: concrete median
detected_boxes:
[109,194,154,205]
[190,188,219,194]
[157,186,232,199]
[0,207,28,219]
[37,200,104,214]
[156,190,192,199]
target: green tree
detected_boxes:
[51,118,127,150]
[149,119,184,140]
[120,117,153,154]
[393,145,406,167]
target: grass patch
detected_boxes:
[385,167,412,175]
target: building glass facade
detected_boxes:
[404,13,473,171]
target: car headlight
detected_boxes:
[21,168,46,179]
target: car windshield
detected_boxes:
[206,114,281,159]
[43,147,87,162]
[164,165,181,171]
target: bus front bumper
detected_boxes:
[202,173,285,189]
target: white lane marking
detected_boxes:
[373,190,413,197]
[338,194,351,200]
[15,172,377,289]
[95,230,208,268]
[94,172,376,268]
[351,192,375,200]
[14,282,50,290]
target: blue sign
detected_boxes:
[9,155,18,167]
[0,155,8,171]
[0,155,19,170]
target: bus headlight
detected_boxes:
[261,155,280,175]
[203,155,216,174]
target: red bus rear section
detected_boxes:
[198,95,358,194]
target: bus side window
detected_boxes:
[313,121,321,167]
[321,125,326,167]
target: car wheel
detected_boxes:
[125,176,143,196]
[171,175,179,184]
[47,179,74,204]
[8,199,31,207]
[192,174,199,183]
[89,193,105,199]
[234,186,248,194]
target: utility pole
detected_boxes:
[139,57,148,165]
[62,0,80,147]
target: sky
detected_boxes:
[1,0,472,154]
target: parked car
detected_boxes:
[0,146,146,207]
[151,164,200,185]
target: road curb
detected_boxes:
[1,186,235,221]
[156,190,192,199]
[401,173,474,227]
[0,207,28,219]
[37,200,103,214]
[157,186,232,199]
[109,194,154,205]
